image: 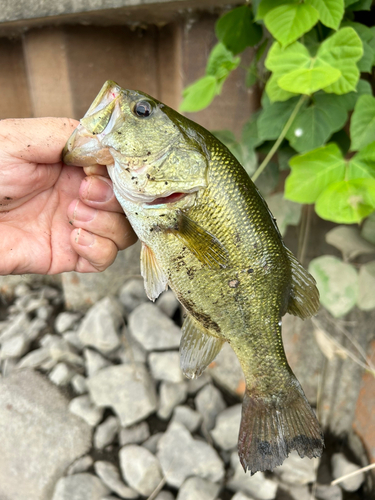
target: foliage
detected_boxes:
[180,0,375,316]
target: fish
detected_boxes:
[63,80,324,474]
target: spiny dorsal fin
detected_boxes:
[286,248,319,319]
[180,314,224,379]
[140,243,168,301]
[172,212,229,270]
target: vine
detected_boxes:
[180,0,375,317]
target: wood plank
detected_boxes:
[23,27,74,117]
[0,38,31,118]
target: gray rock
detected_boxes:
[157,421,224,488]
[172,405,202,433]
[55,312,81,333]
[315,483,343,500]
[227,452,277,500]
[119,421,150,446]
[158,381,188,420]
[0,316,46,359]
[143,432,164,454]
[207,343,245,397]
[63,331,84,350]
[94,461,138,499]
[154,492,175,500]
[211,404,241,451]
[157,290,179,317]
[0,332,29,358]
[62,243,141,311]
[49,362,75,386]
[94,416,119,449]
[52,473,110,500]
[128,303,181,351]
[114,326,147,364]
[195,384,226,431]
[14,282,31,297]
[71,374,88,394]
[176,476,220,500]
[84,348,111,377]
[16,347,50,369]
[0,370,91,500]
[149,351,183,383]
[40,334,84,366]
[0,312,30,341]
[285,485,312,500]
[273,450,318,485]
[119,444,163,496]
[87,364,157,427]
[78,297,123,353]
[69,394,104,427]
[119,278,148,313]
[231,493,254,500]
[37,304,54,321]
[187,372,211,395]
[67,455,94,475]
[331,453,364,492]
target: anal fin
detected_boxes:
[172,212,229,270]
[180,314,224,379]
[140,243,168,301]
[286,248,320,319]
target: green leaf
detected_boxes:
[358,261,375,311]
[317,27,363,94]
[332,79,372,112]
[278,66,341,94]
[206,43,240,82]
[246,61,258,87]
[315,178,375,223]
[285,143,346,203]
[278,146,296,171]
[342,21,375,72]
[344,0,358,6]
[286,94,348,153]
[216,6,263,55]
[346,0,372,10]
[242,111,264,150]
[361,212,375,245]
[306,0,344,30]
[180,76,218,112]
[266,74,299,102]
[330,129,351,155]
[256,0,298,19]
[257,97,300,141]
[348,142,375,179]
[358,41,375,73]
[254,160,280,195]
[309,255,358,317]
[350,95,375,151]
[264,4,319,47]
[326,225,375,260]
[265,192,302,236]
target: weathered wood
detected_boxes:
[23,27,74,117]
[0,38,31,118]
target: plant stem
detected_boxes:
[251,94,307,183]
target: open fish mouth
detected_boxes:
[146,192,188,206]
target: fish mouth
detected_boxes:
[146,192,188,206]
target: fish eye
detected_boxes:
[134,100,153,118]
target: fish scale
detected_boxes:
[63,80,323,475]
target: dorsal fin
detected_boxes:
[180,314,224,379]
[140,243,168,301]
[286,248,319,319]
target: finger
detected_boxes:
[71,228,118,272]
[0,117,79,164]
[79,175,123,213]
[67,199,137,250]
[83,165,109,177]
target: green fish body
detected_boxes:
[63,81,323,473]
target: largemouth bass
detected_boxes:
[63,80,323,473]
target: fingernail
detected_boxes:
[75,228,95,247]
[73,200,97,222]
[81,176,113,202]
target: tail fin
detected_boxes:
[238,382,323,474]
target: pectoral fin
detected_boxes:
[172,212,229,269]
[140,243,168,301]
[286,248,320,319]
[180,314,224,379]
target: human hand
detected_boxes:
[0,117,137,275]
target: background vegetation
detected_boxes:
[180,0,375,319]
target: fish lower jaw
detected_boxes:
[142,190,197,210]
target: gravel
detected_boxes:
[149,350,184,382]
[195,384,226,431]
[87,363,157,426]
[94,416,119,449]
[172,405,202,433]
[158,381,188,420]
[69,394,104,427]
[331,453,364,492]
[119,444,163,496]
[176,476,221,500]
[52,473,110,500]
[119,421,150,446]
[94,461,138,499]
[273,450,318,485]
[84,348,111,377]
[210,404,241,450]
